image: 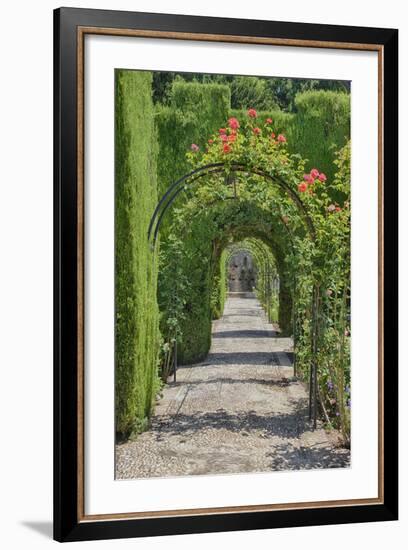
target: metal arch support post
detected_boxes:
[309,283,319,429]
[266,261,271,323]
[292,276,297,378]
[173,338,177,384]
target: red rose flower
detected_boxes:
[219,128,227,134]
[228,117,240,130]
[277,134,286,143]
[271,132,276,139]
[223,144,232,153]
[247,108,257,118]
[253,127,261,135]
[310,168,319,179]
[335,206,342,212]
[298,182,308,193]
[318,172,327,182]
[266,117,273,124]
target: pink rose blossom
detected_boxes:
[228,117,240,130]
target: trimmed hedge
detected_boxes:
[232,90,350,183]
[289,90,350,182]
[115,70,160,437]
[156,80,231,194]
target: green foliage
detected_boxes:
[230,76,279,111]
[231,90,350,184]
[171,79,231,123]
[289,142,351,440]
[115,70,160,437]
[264,77,350,111]
[288,90,350,183]
[156,81,231,365]
[151,71,350,112]
[186,111,351,440]
[115,74,352,443]
[211,248,228,319]
[231,91,349,185]
[156,80,230,192]
[174,214,214,364]
[157,230,193,377]
[229,108,294,135]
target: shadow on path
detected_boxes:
[213,329,277,339]
[267,442,349,470]
[202,352,288,365]
[151,402,310,440]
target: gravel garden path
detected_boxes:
[116,293,350,479]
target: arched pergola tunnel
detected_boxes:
[148,162,320,427]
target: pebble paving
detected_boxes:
[116,293,350,479]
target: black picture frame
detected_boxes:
[54,7,398,542]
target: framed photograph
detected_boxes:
[54,7,398,542]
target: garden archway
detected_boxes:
[148,162,320,426]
